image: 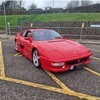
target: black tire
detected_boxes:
[15,41,18,52]
[32,49,41,68]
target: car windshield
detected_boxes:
[33,30,62,41]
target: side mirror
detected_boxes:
[61,34,65,39]
[25,37,32,42]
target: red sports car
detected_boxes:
[15,29,92,72]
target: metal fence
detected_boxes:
[0,25,100,40]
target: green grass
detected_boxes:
[0,13,100,26]
[0,15,28,26]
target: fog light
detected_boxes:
[51,62,64,66]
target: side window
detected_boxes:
[22,31,28,37]
[27,31,32,38]
[22,30,33,38]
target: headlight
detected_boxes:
[51,62,64,66]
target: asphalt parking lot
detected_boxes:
[0,38,100,100]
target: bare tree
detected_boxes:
[2,0,25,9]
[1,0,10,10]
[19,0,25,8]
[28,3,37,10]
[67,0,79,9]
[10,0,18,10]
[1,0,18,10]
[81,0,92,6]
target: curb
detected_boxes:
[0,37,9,39]
[79,42,100,45]
[0,35,15,40]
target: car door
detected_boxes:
[19,30,33,60]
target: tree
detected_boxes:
[1,0,26,11]
[9,0,18,10]
[1,0,11,10]
[1,0,19,10]
[67,0,79,9]
[81,0,92,6]
[28,3,37,10]
[19,0,25,8]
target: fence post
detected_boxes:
[58,27,59,33]
[31,23,33,27]
[7,22,10,35]
[80,23,84,42]
[20,23,22,31]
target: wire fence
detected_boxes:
[0,25,100,40]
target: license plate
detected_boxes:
[75,64,85,69]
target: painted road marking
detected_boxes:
[0,75,100,100]
[92,56,100,61]
[84,67,100,77]
[14,53,23,57]
[0,76,65,95]
[0,41,5,77]
[45,70,100,100]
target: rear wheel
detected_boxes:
[32,49,41,68]
[15,41,18,51]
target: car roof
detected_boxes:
[28,29,51,32]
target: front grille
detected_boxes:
[66,57,89,65]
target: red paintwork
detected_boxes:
[15,29,92,72]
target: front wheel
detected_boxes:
[32,49,41,68]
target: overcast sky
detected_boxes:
[23,0,68,9]
[0,0,99,9]
[17,0,100,9]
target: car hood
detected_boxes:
[37,39,89,59]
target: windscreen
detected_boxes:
[33,30,62,41]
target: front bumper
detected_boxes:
[40,52,92,72]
